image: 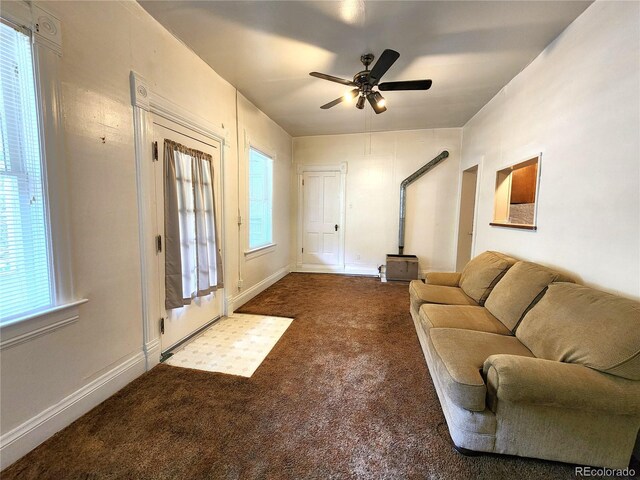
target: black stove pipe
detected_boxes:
[398,150,449,254]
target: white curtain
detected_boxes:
[165,140,223,310]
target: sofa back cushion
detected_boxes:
[459,251,518,305]
[484,261,574,331]
[517,283,640,380]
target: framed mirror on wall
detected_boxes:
[490,154,541,230]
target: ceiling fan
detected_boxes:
[309,49,432,114]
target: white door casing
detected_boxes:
[153,122,223,352]
[296,163,346,271]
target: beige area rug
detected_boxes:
[165,313,293,377]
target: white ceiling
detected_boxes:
[140,1,591,137]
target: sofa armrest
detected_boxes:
[425,272,461,287]
[483,354,640,416]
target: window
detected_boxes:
[0,20,53,322]
[491,155,540,230]
[248,147,273,250]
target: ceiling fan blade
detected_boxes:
[320,89,359,109]
[368,49,400,85]
[320,96,346,109]
[310,72,357,86]
[379,79,432,91]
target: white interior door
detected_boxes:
[302,171,341,266]
[152,121,223,352]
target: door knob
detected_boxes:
[335,224,339,231]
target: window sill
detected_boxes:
[244,243,277,260]
[490,222,537,231]
[0,299,88,350]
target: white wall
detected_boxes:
[461,1,640,299]
[293,129,462,275]
[0,0,291,467]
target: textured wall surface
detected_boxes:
[461,1,640,299]
[293,128,462,274]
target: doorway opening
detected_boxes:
[456,165,479,271]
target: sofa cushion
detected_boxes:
[429,328,534,411]
[517,283,640,380]
[484,261,574,331]
[409,281,478,314]
[459,251,518,305]
[424,272,461,287]
[419,304,511,335]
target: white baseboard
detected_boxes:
[293,264,344,274]
[292,264,380,277]
[227,265,290,312]
[344,264,380,276]
[144,338,161,370]
[0,351,146,470]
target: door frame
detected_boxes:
[454,161,482,271]
[296,163,347,272]
[130,71,229,370]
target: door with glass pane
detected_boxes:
[152,121,223,352]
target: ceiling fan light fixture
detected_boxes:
[343,88,360,103]
[311,49,430,113]
[367,92,387,114]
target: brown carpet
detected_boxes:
[2,273,632,479]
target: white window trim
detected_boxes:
[244,243,277,260]
[0,300,88,350]
[0,3,85,335]
[245,139,275,256]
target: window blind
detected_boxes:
[248,148,273,249]
[0,20,53,322]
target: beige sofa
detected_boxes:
[410,254,640,469]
